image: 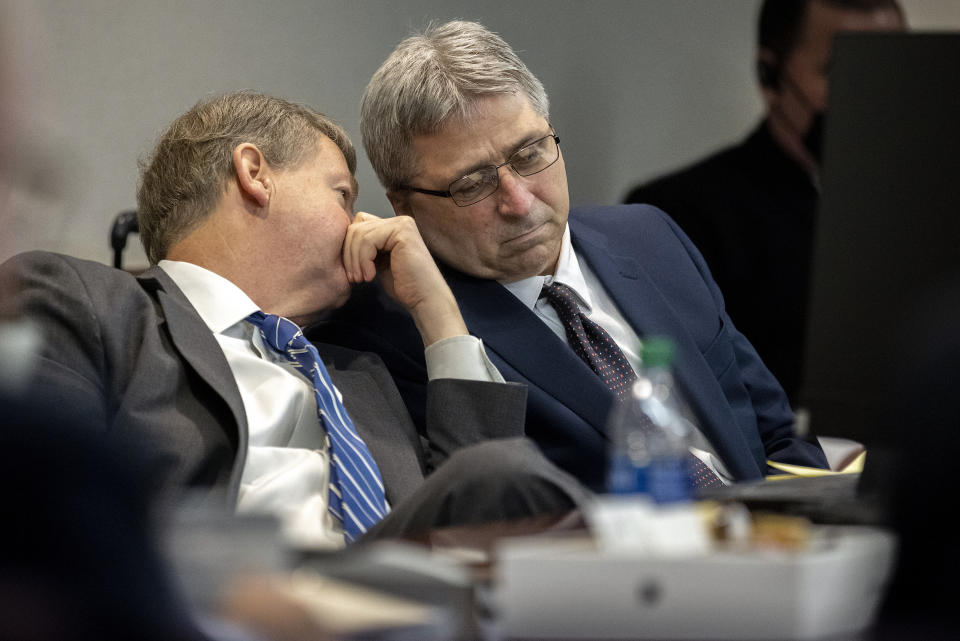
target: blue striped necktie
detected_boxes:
[246,311,388,542]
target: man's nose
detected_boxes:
[495,167,535,216]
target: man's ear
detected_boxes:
[386,189,413,217]
[233,143,271,208]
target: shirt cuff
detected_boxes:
[424,335,505,383]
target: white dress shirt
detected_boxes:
[502,225,643,372]
[160,260,503,547]
[500,226,732,483]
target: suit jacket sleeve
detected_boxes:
[655,211,828,470]
[309,288,528,472]
[423,378,528,469]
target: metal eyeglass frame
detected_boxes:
[401,132,561,207]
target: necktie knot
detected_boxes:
[540,281,638,403]
[246,311,304,353]
[540,282,581,318]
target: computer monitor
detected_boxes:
[799,33,960,450]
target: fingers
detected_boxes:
[352,211,374,224]
[344,214,464,341]
[343,212,380,283]
[343,212,425,283]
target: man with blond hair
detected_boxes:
[317,21,829,492]
[0,91,584,547]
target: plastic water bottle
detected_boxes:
[606,336,694,503]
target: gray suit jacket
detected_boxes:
[0,251,526,508]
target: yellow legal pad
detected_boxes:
[765,451,866,480]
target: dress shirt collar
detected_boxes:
[501,224,594,311]
[158,260,260,333]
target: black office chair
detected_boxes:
[110,210,139,269]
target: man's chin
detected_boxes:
[291,283,352,327]
[434,236,561,283]
[329,283,353,310]
[471,256,554,284]
[497,244,561,282]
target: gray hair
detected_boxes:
[360,20,549,192]
[137,91,355,264]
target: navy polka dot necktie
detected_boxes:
[541,282,723,488]
[541,282,637,401]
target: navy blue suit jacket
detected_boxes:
[315,205,827,490]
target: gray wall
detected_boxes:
[2,0,958,268]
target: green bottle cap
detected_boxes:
[641,336,675,368]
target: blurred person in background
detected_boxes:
[624,0,905,406]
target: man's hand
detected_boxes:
[343,212,468,346]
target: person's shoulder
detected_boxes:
[1,250,143,300]
[570,205,709,270]
[570,203,676,234]
[3,249,82,270]
[623,131,755,205]
[570,204,697,260]
[1,251,167,326]
[3,249,135,281]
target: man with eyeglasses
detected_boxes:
[318,20,828,491]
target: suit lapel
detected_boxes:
[445,268,613,438]
[138,267,249,494]
[141,267,421,505]
[570,219,679,345]
[570,217,757,472]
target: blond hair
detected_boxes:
[137,91,355,264]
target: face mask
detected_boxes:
[803,111,826,165]
[777,71,827,165]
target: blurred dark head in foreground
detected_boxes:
[0,391,206,641]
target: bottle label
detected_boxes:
[648,456,693,503]
[607,453,650,495]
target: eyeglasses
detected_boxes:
[402,132,560,207]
